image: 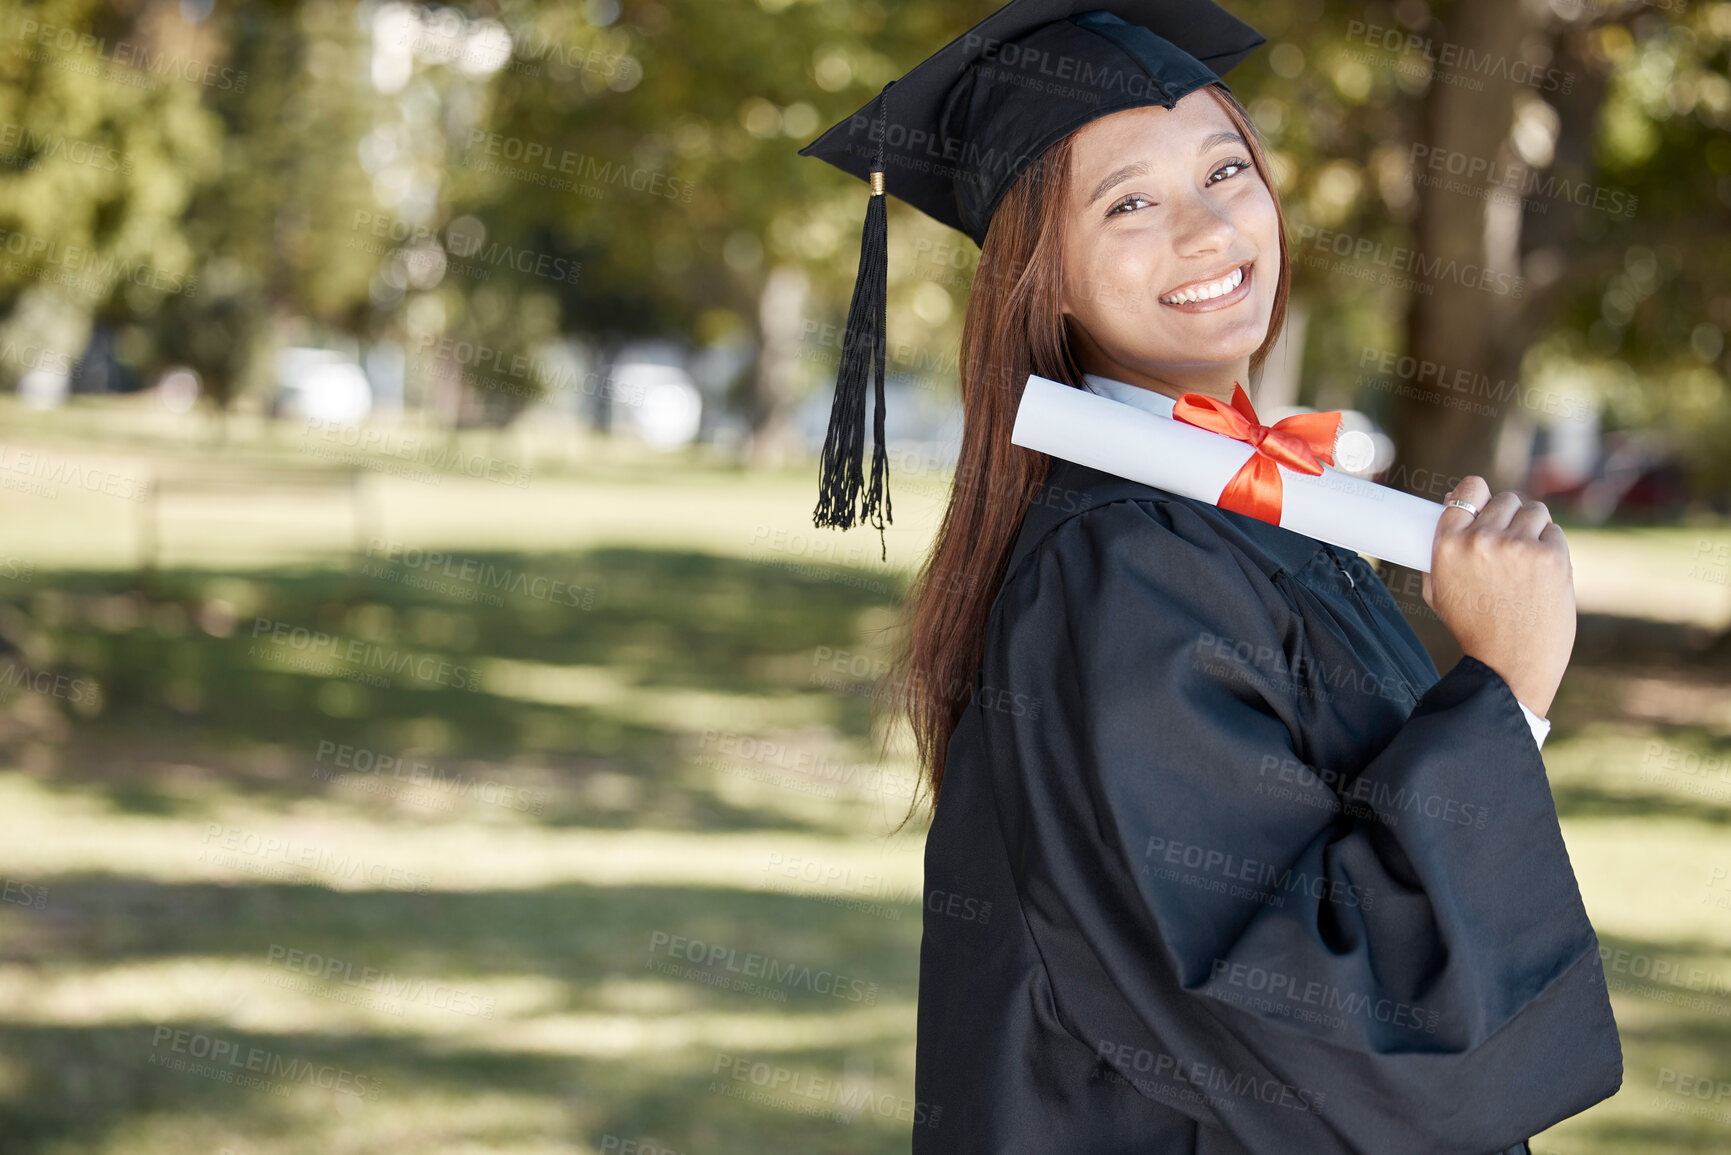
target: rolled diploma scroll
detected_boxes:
[1011,373,1445,574]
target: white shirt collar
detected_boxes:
[1082,373,1178,419]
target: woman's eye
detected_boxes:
[1208,159,1250,185]
[1108,193,1153,216]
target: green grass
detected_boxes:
[0,397,1727,1152]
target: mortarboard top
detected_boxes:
[800,0,1265,244]
[797,0,1267,556]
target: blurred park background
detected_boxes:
[0,0,1727,1151]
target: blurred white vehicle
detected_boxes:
[276,348,373,426]
[611,356,702,450]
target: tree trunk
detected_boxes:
[748,265,810,467]
[1381,0,1535,664]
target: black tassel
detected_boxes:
[813,82,894,561]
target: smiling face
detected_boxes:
[1058,88,1282,401]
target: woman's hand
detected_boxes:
[1421,475,1576,718]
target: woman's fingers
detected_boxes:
[1439,475,1492,532]
[1507,500,1553,540]
[1430,477,1576,715]
[1472,490,1527,533]
[1439,478,1553,540]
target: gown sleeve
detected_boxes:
[983,497,1621,1154]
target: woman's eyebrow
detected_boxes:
[1087,161,1148,207]
[1086,132,1250,206]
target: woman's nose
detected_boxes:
[1169,192,1238,257]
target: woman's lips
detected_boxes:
[1159,263,1253,313]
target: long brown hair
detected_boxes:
[883,85,1292,816]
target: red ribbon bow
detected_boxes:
[1171,382,1342,526]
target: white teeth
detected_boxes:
[1162,265,1244,305]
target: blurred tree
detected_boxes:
[1385,0,1731,503]
[0,0,1722,503]
[1538,5,1731,501]
[460,0,991,456]
[0,0,222,391]
[1220,0,1729,658]
[154,0,390,413]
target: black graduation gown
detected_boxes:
[912,460,1622,1154]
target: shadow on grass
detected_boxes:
[0,547,911,831]
[1,875,923,999]
[1556,931,1731,1153]
[0,873,925,1155]
[6,542,1731,1152]
[6,887,1731,1152]
[0,1018,923,1155]
[1551,781,1731,824]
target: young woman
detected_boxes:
[802,3,1623,1150]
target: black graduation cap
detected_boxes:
[798,0,1266,557]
